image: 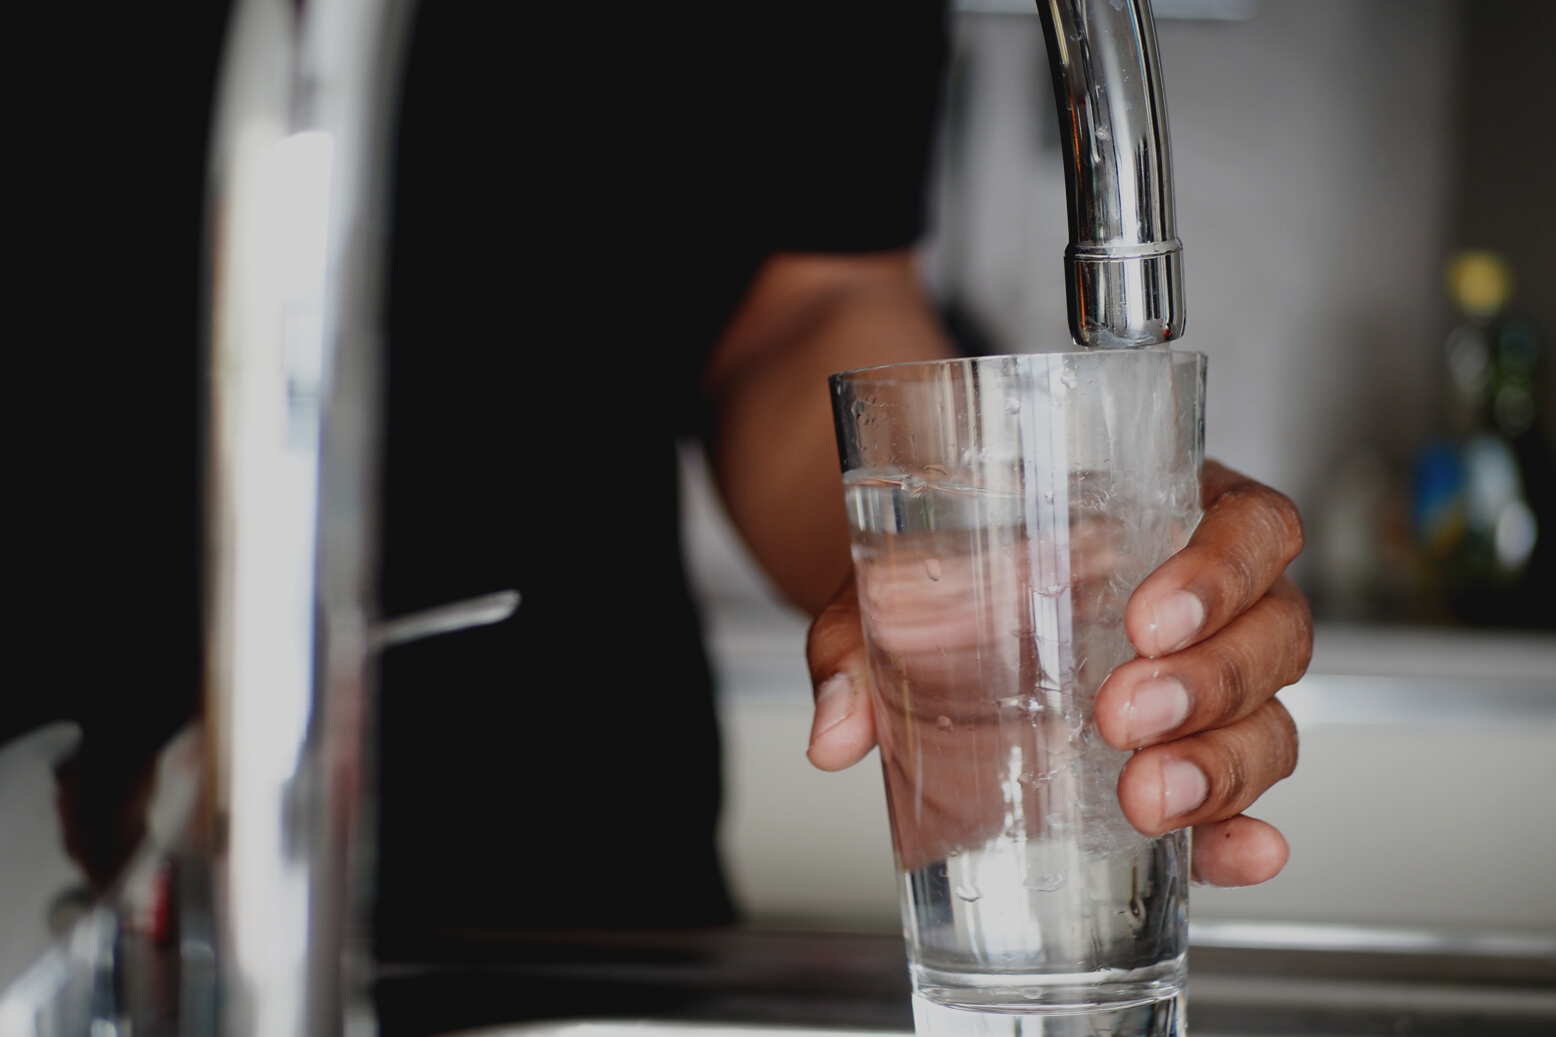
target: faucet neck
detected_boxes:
[1037,0,1186,347]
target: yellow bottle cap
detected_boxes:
[1446,250,1513,318]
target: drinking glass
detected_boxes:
[830,349,1206,1036]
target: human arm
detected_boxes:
[702,248,953,614]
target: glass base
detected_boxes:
[912,991,1184,1036]
[911,954,1185,1013]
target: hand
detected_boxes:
[805,460,1309,886]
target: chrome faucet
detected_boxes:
[1035,0,1186,347]
[198,3,520,1033]
[196,0,412,1034]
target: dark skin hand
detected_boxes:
[707,248,1311,888]
[806,460,1309,886]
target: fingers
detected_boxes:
[1115,696,1299,839]
[805,579,878,771]
[1127,460,1305,659]
[1099,461,1307,888]
[1096,574,1311,750]
[1191,815,1290,887]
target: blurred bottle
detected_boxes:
[1411,250,1554,627]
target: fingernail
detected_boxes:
[1161,758,1208,820]
[1149,591,1205,655]
[1126,676,1191,745]
[810,674,855,743]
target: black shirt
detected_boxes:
[376,0,946,941]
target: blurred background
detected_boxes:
[688,0,1556,937]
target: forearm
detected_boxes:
[705,249,952,615]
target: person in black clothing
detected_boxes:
[375,0,1307,942]
[16,0,1309,942]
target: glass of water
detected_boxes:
[830,349,1206,1037]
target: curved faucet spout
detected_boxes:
[1036,0,1185,348]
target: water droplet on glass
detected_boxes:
[1060,369,1079,389]
[1026,873,1066,892]
[936,715,954,732]
[954,885,983,902]
[947,848,961,858]
[1005,396,1021,414]
[901,474,928,498]
[924,557,942,581]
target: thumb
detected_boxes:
[805,577,877,771]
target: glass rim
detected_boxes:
[830,348,1205,386]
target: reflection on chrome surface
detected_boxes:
[1036,0,1185,347]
